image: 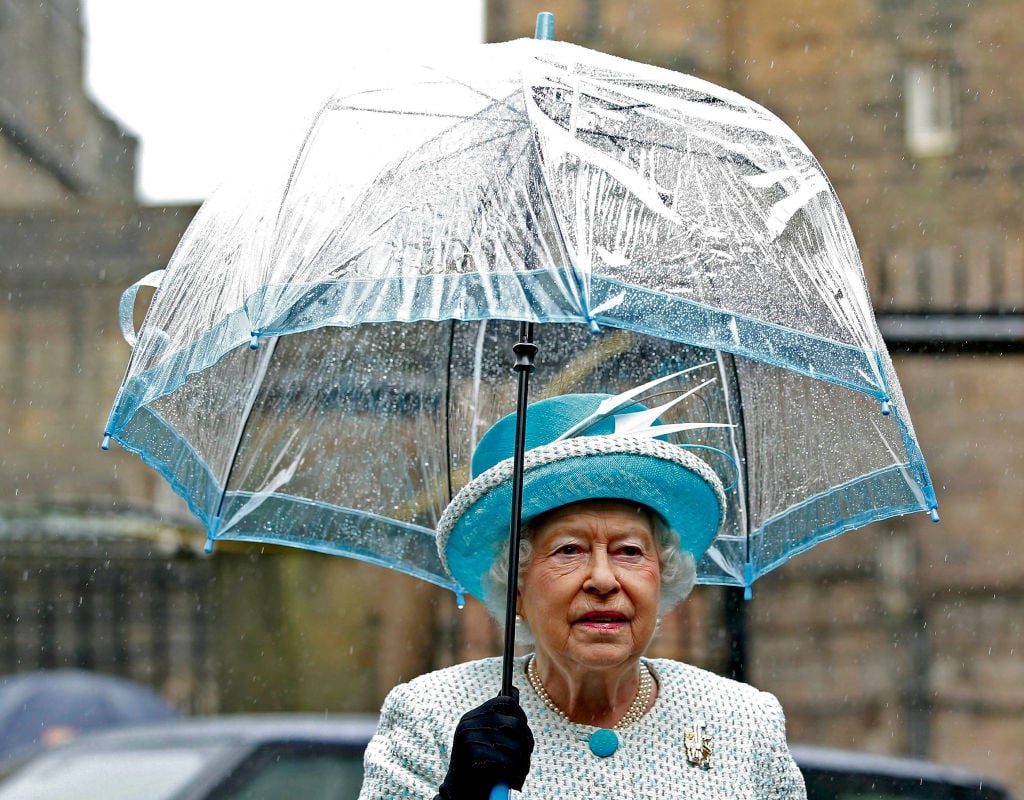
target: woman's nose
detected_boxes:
[583,549,620,594]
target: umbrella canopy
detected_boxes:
[103,38,936,598]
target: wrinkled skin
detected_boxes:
[517,499,661,727]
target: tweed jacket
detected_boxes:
[359,655,806,800]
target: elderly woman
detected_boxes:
[359,393,806,800]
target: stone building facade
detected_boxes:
[0,0,134,206]
[1,0,212,707]
[486,0,1024,793]
[1,0,442,715]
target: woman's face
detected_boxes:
[517,499,661,674]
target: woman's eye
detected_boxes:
[619,545,644,557]
[556,544,581,555]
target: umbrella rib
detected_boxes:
[444,321,455,504]
[271,120,526,277]
[289,125,532,278]
[270,100,333,243]
[405,88,528,154]
[458,129,538,266]
[328,104,526,125]
[369,73,531,185]
[395,127,529,176]
[335,78,529,180]
[717,352,752,581]
[333,66,529,123]
[513,118,573,275]
[213,336,280,526]
[422,65,530,120]
[572,127,765,177]
[355,103,528,209]
[271,92,527,255]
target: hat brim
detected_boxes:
[437,435,725,604]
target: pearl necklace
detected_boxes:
[527,655,653,757]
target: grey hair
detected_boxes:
[483,506,698,643]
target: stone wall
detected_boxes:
[0,0,136,204]
[0,200,451,715]
[752,353,1024,790]
[0,206,198,516]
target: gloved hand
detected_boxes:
[435,688,534,800]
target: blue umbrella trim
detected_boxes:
[104,267,937,591]
[112,405,459,592]
[107,268,892,434]
[111,405,930,592]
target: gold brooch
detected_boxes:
[684,720,713,769]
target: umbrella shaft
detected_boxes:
[499,322,537,698]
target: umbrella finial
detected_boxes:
[535,12,555,40]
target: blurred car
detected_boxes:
[0,714,377,800]
[792,743,1013,800]
[0,713,1013,800]
[0,669,180,764]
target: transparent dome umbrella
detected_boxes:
[102,35,937,669]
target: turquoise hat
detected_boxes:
[436,393,726,604]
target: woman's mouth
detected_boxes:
[575,611,628,630]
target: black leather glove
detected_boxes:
[435,688,534,800]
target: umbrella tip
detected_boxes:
[204,537,215,554]
[100,434,111,450]
[250,332,260,350]
[535,12,555,40]
[455,588,466,609]
[929,506,940,523]
[880,399,892,416]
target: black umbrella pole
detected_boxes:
[499,322,538,698]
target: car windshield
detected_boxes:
[0,744,231,800]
